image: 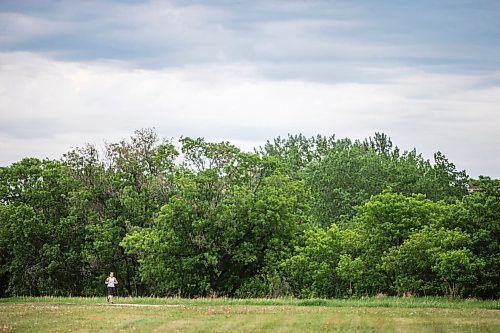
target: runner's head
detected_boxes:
[110,272,114,277]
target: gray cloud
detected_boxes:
[0,1,499,177]
[2,1,499,74]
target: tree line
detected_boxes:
[0,129,498,298]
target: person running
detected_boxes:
[105,272,118,303]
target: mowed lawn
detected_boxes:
[1,297,499,332]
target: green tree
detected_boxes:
[0,129,492,299]
[336,254,364,296]
[259,134,337,179]
[281,225,363,298]
[433,248,484,297]
[0,158,85,295]
[306,135,467,228]
[63,129,179,296]
[122,140,310,296]
[381,226,476,296]
[353,190,461,294]
[460,177,500,298]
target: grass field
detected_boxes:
[1,297,499,332]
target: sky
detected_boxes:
[1,0,499,178]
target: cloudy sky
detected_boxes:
[1,0,499,177]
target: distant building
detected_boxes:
[467,181,480,193]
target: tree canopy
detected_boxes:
[0,129,497,298]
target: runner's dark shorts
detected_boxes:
[107,287,115,295]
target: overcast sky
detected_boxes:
[1,0,499,177]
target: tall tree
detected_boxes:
[0,158,85,295]
[122,139,310,296]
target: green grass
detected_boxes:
[1,295,498,309]
[1,297,499,332]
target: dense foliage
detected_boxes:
[0,129,498,298]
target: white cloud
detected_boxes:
[0,52,499,177]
